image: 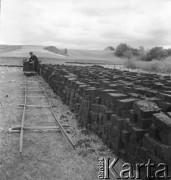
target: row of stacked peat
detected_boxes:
[41,64,171,176]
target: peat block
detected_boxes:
[144,97,160,104]
[110,125,121,138]
[153,112,171,132]
[119,110,131,118]
[100,89,117,94]
[148,124,160,140]
[128,93,141,98]
[41,64,171,169]
[158,101,171,112]
[121,129,131,144]
[107,93,127,104]
[134,87,147,95]
[159,93,171,102]
[133,80,142,86]
[117,98,137,110]
[137,146,150,162]
[143,134,157,155]
[90,112,99,123]
[90,104,103,113]
[137,118,153,129]
[146,89,158,97]
[143,134,171,164]
[130,126,148,140]
[153,82,164,89]
[159,130,171,146]
[110,114,124,129]
[163,86,171,91]
[127,110,138,123]
[133,100,160,118]
[108,84,118,89]
[98,89,117,101]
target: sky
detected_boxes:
[0,0,171,49]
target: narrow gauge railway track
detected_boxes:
[12,71,75,155]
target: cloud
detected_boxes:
[0,0,171,49]
[73,0,137,17]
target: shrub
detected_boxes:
[115,43,140,57]
[141,47,169,61]
[115,43,130,56]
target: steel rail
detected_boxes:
[36,75,75,150]
[19,77,27,154]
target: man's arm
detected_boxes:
[29,57,35,64]
[29,57,33,62]
[33,55,38,62]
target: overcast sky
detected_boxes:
[0,0,171,49]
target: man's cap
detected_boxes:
[29,52,33,54]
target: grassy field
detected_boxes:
[0,45,125,66]
[124,56,171,74]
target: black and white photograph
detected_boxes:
[0,0,171,179]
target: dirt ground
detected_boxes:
[0,67,123,180]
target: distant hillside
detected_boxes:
[67,49,124,64]
[0,45,66,58]
[44,46,67,55]
[0,44,125,65]
[0,45,21,53]
[104,46,115,51]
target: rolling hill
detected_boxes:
[0,45,125,65]
[0,45,65,58]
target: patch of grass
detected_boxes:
[124,59,171,74]
[124,59,137,69]
[140,61,171,74]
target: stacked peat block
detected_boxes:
[40,64,171,171]
[132,101,160,160]
[148,113,171,165]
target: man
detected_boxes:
[28,52,39,73]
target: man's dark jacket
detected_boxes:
[29,55,39,72]
[29,55,38,63]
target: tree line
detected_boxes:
[114,43,171,61]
